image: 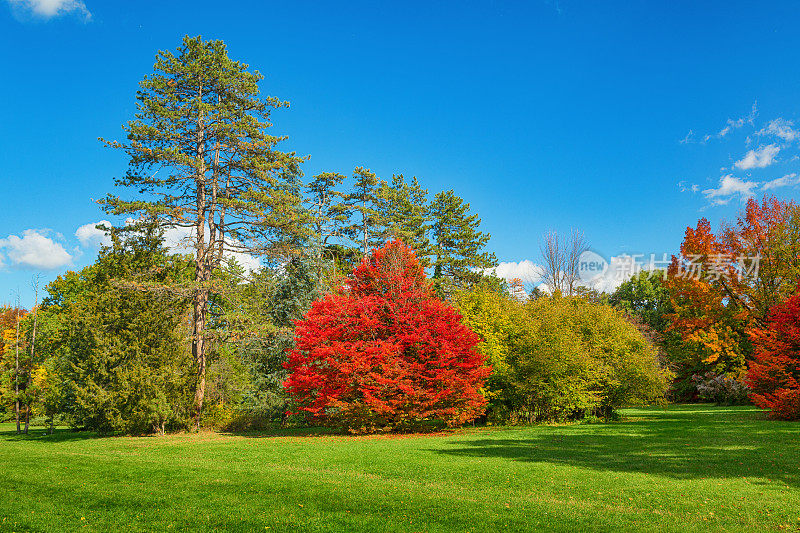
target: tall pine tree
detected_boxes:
[101,36,307,428]
[431,189,496,287]
[372,174,432,263]
[306,171,349,248]
[343,166,380,255]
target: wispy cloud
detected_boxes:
[0,229,72,270]
[5,0,91,20]
[702,174,759,205]
[756,118,800,142]
[681,101,757,144]
[678,181,700,193]
[762,173,800,191]
[734,144,779,170]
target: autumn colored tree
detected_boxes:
[666,196,800,384]
[747,293,800,420]
[0,305,26,431]
[284,240,490,432]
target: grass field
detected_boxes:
[1,405,799,532]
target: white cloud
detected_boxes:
[734,144,779,170]
[159,224,261,273]
[489,260,544,285]
[0,229,72,270]
[703,174,759,205]
[720,101,758,137]
[6,0,90,19]
[681,102,758,144]
[756,118,799,142]
[75,220,112,248]
[586,256,634,293]
[678,181,700,193]
[762,173,800,191]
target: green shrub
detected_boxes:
[455,287,672,423]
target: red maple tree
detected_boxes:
[747,293,800,420]
[284,240,490,432]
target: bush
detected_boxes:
[747,294,800,420]
[691,372,750,405]
[284,241,490,433]
[455,288,672,423]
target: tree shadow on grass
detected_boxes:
[432,406,800,486]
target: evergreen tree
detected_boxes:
[305,171,354,269]
[343,166,380,255]
[100,36,307,428]
[306,171,349,248]
[42,231,194,434]
[430,189,497,287]
[373,175,432,264]
[213,255,323,426]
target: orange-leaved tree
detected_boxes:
[284,240,490,433]
[666,196,800,382]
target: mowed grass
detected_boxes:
[1,405,799,532]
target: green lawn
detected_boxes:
[1,405,799,532]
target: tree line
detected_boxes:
[0,36,499,434]
[3,35,797,433]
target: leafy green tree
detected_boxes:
[455,287,671,423]
[609,271,673,332]
[452,283,518,422]
[430,189,496,289]
[209,254,324,429]
[42,231,194,434]
[100,36,307,428]
[609,271,692,397]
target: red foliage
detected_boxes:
[747,293,800,420]
[284,240,490,432]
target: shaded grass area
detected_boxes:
[1,405,799,532]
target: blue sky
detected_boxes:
[3,0,800,306]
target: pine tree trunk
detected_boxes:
[23,404,30,434]
[192,81,208,431]
[192,290,208,430]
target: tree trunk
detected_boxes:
[23,280,40,435]
[192,81,208,431]
[14,311,20,435]
[14,399,20,435]
[192,290,208,430]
